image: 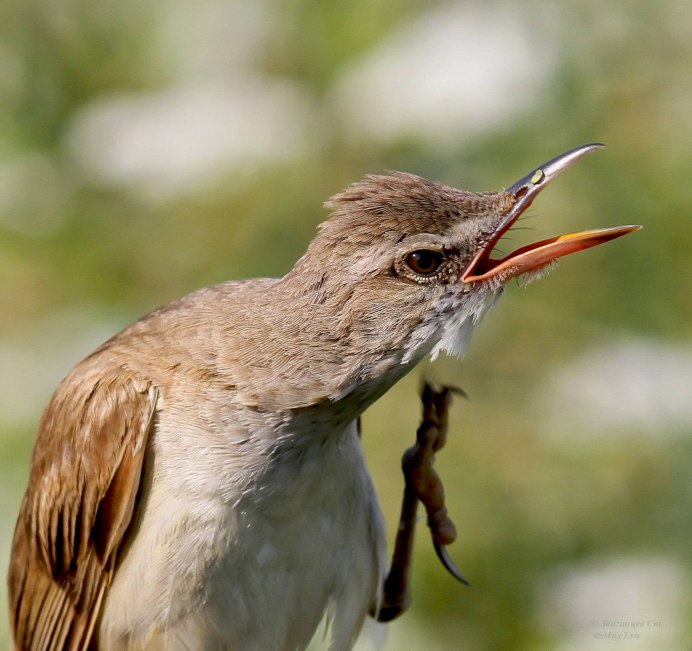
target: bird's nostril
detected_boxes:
[513,185,529,200]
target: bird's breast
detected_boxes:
[99,414,386,651]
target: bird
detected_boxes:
[8,144,639,651]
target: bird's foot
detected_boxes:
[404,383,469,585]
[372,383,468,623]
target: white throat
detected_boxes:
[429,289,502,360]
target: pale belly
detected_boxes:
[98,419,387,651]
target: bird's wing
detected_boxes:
[8,366,159,651]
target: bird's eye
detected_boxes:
[405,249,443,275]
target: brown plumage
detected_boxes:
[9,364,157,650]
[8,146,638,651]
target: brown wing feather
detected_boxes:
[8,364,158,651]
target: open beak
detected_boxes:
[461,144,641,283]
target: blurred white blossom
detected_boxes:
[535,337,692,438]
[331,2,558,146]
[66,78,318,200]
[537,556,689,650]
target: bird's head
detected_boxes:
[284,145,639,400]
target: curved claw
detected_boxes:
[443,384,469,400]
[420,381,469,401]
[433,541,470,586]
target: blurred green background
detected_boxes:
[1,0,690,649]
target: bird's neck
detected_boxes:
[214,270,428,413]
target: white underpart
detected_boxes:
[419,263,554,363]
[404,288,502,362]
[429,293,500,360]
[100,415,386,651]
